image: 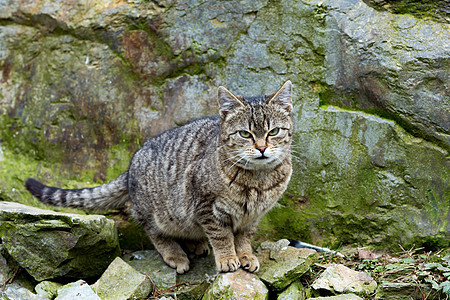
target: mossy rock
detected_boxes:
[0,202,120,281]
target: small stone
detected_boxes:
[312,264,377,294]
[55,280,100,300]
[277,280,306,300]
[92,257,152,300]
[35,281,63,299]
[375,282,433,299]
[176,253,217,299]
[0,252,11,283]
[123,250,177,289]
[203,269,268,300]
[259,239,291,256]
[257,240,319,291]
[0,282,43,300]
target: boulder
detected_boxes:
[0,202,120,281]
[263,105,449,248]
[257,239,319,291]
[202,269,268,300]
[55,280,100,300]
[91,257,152,300]
[311,264,377,294]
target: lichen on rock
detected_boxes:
[0,202,120,281]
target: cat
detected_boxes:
[25,80,294,274]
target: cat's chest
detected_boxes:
[226,177,289,228]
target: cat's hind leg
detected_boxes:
[183,239,210,257]
[146,230,190,274]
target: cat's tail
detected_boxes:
[25,172,129,210]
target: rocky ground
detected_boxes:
[0,201,449,299]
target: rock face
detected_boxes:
[0,202,120,281]
[0,0,448,248]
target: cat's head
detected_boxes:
[217,81,293,171]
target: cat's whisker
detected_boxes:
[275,156,287,168]
[225,156,246,174]
[220,153,244,164]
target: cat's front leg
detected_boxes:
[199,216,240,272]
[235,224,259,273]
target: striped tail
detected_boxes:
[25,172,129,210]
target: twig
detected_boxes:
[144,272,187,299]
[2,260,20,291]
[160,281,188,294]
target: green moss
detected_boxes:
[104,136,135,182]
[0,146,95,214]
[367,0,449,22]
[0,114,63,163]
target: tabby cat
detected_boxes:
[26,80,294,274]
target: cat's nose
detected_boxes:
[256,146,267,154]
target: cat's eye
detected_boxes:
[239,131,252,138]
[268,128,280,136]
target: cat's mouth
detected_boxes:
[255,155,269,160]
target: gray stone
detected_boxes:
[177,252,218,285]
[277,280,305,300]
[0,251,11,284]
[0,202,120,281]
[375,282,435,300]
[0,281,45,300]
[203,269,268,300]
[35,281,63,299]
[175,252,218,299]
[92,257,152,300]
[55,280,100,300]
[312,264,377,294]
[123,249,217,299]
[123,250,177,290]
[257,240,319,291]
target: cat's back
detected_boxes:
[130,115,220,177]
[143,115,219,153]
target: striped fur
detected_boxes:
[25,172,129,210]
[26,81,294,274]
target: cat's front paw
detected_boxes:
[163,255,190,274]
[216,255,241,272]
[238,253,259,273]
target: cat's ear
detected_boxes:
[218,86,245,119]
[266,80,292,112]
